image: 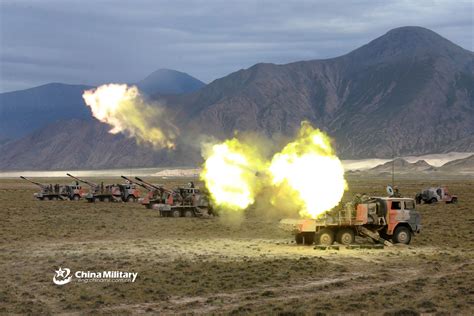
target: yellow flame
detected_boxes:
[200,138,263,211]
[269,122,347,218]
[82,84,178,149]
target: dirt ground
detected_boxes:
[0,176,473,315]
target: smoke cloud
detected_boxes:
[83,84,179,149]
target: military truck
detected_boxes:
[67,173,140,202]
[62,183,87,200]
[21,176,62,200]
[280,195,421,246]
[20,176,86,201]
[135,177,213,217]
[121,176,156,202]
[415,186,458,204]
[133,176,170,206]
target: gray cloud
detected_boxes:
[0,0,472,92]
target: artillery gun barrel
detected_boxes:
[66,173,97,187]
[20,176,47,188]
[134,177,161,190]
[134,177,172,194]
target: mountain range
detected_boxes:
[166,26,474,158]
[0,83,93,141]
[348,154,474,175]
[0,26,473,170]
[0,69,204,142]
[368,158,434,174]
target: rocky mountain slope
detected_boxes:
[167,26,474,159]
[0,119,201,170]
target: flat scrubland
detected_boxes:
[0,176,473,315]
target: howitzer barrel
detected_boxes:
[134,177,160,190]
[20,176,46,188]
[121,175,133,182]
[66,173,97,187]
[134,177,172,193]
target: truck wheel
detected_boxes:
[336,228,355,245]
[171,210,181,218]
[103,197,110,202]
[51,196,58,201]
[184,210,193,217]
[451,197,458,204]
[295,233,303,245]
[392,226,411,245]
[127,196,136,202]
[317,228,335,246]
[73,195,80,201]
[429,198,437,204]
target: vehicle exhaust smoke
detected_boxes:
[83,84,179,149]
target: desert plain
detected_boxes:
[0,175,473,315]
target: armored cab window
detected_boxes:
[404,200,415,210]
[391,201,401,210]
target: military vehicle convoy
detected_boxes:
[20,176,86,200]
[415,186,458,204]
[22,174,209,214]
[280,191,422,246]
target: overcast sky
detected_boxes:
[0,0,472,92]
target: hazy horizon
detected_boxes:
[1,151,472,178]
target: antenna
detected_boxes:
[391,146,395,187]
[392,156,395,187]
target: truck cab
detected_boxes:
[375,197,422,243]
[117,183,141,202]
[63,184,86,200]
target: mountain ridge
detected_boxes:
[164,26,474,158]
[1,26,473,170]
[136,68,205,95]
